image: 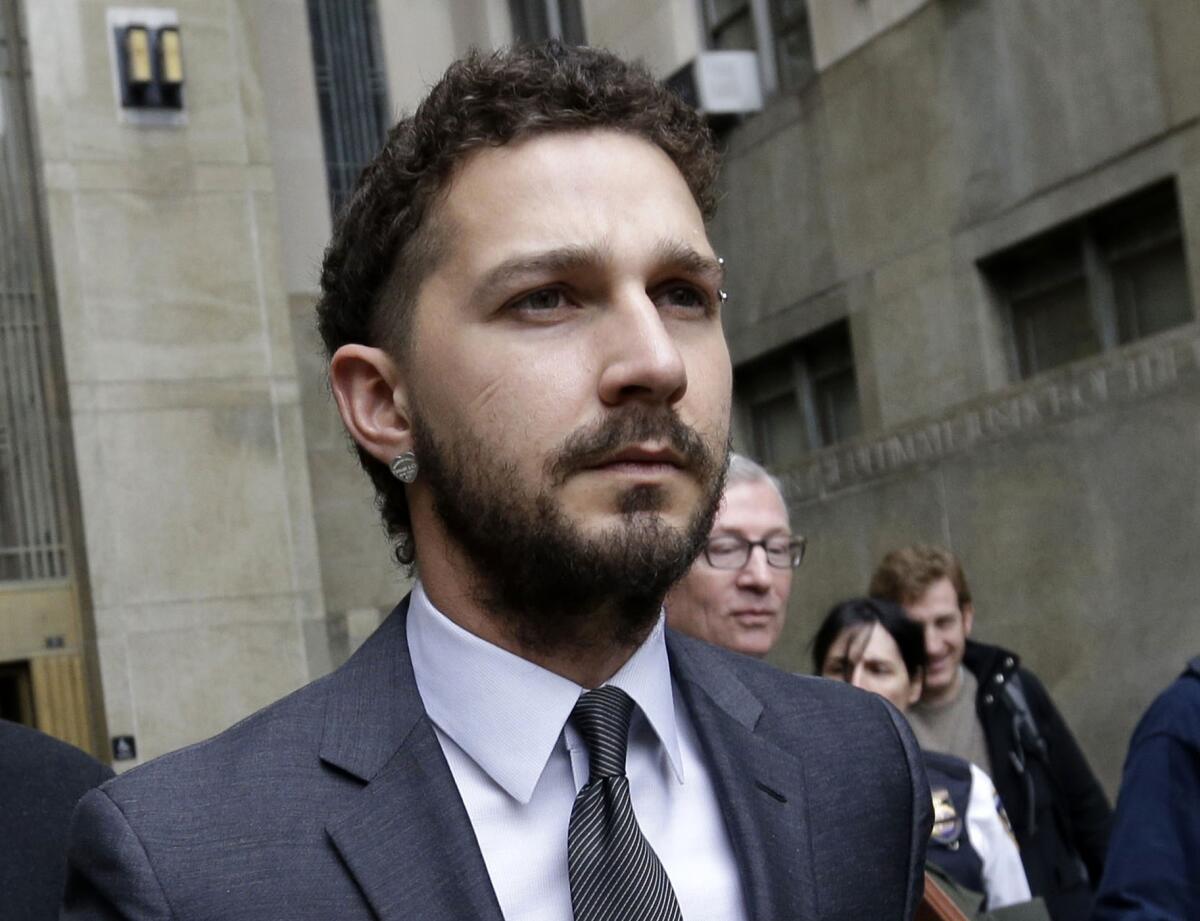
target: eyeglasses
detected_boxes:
[703,535,807,570]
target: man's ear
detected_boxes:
[328,344,412,464]
[961,602,975,637]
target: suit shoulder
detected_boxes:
[102,666,337,803]
[0,719,113,790]
[668,631,903,735]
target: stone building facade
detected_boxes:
[1,0,1196,793]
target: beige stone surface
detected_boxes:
[582,0,700,76]
[73,402,296,609]
[865,241,986,428]
[377,0,511,117]
[93,634,135,770]
[24,0,326,763]
[809,0,930,70]
[246,0,330,293]
[126,619,308,761]
[1147,0,1200,126]
[288,294,400,622]
[817,7,957,281]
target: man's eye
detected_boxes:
[652,283,712,313]
[509,288,570,313]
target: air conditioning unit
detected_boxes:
[666,51,764,116]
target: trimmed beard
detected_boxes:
[412,403,729,657]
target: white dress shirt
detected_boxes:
[407,581,749,921]
[965,762,1033,909]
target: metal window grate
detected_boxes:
[306,0,390,220]
[0,0,70,582]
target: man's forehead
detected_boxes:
[908,577,961,611]
[431,129,708,251]
[714,480,790,529]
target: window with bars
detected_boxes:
[769,0,814,91]
[509,0,586,44]
[982,180,1194,379]
[0,0,71,582]
[736,320,862,467]
[306,0,391,219]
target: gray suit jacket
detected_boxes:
[63,600,931,920]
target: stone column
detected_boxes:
[25,0,324,766]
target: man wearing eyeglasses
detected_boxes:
[666,454,804,658]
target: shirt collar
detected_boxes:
[407,580,684,804]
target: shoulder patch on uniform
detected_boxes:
[931,787,963,846]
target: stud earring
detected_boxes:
[390,451,418,484]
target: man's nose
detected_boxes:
[925,628,944,656]
[735,545,773,590]
[596,290,688,407]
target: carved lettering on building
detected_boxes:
[781,331,1200,502]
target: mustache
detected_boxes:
[546,407,724,486]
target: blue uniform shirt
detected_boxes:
[1091,657,1200,921]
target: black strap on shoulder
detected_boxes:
[1001,673,1048,761]
[1000,672,1086,859]
[997,672,1051,839]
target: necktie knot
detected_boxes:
[570,685,634,781]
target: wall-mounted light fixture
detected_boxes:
[116,24,153,107]
[155,26,184,109]
[108,8,185,125]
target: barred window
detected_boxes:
[0,0,70,582]
[982,180,1193,379]
[736,320,862,467]
[306,0,391,219]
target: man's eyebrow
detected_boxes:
[472,239,726,302]
[651,240,725,287]
[472,245,604,302]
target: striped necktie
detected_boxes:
[567,685,684,921]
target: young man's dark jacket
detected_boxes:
[962,640,1111,921]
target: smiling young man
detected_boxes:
[870,545,1112,921]
[64,44,929,921]
[665,454,802,658]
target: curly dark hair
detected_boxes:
[315,41,720,565]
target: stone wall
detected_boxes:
[769,327,1200,793]
[710,0,1200,793]
[25,0,325,764]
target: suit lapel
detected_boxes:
[668,632,820,921]
[320,599,505,921]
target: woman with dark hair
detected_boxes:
[813,598,1034,913]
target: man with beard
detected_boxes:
[63,43,930,921]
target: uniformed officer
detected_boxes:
[812,598,1034,911]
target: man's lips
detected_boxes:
[731,608,777,621]
[587,444,686,471]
